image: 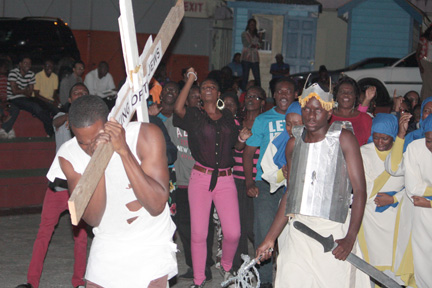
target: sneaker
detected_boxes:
[7,128,15,139]
[189,279,206,288]
[219,266,236,282]
[0,128,7,139]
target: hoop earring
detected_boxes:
[217,98,225,110]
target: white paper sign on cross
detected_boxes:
[68,0,184,225]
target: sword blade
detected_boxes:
[346,253,401,288]
[293,221,401,288]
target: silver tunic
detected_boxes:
[285,121,353,223]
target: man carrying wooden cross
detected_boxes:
[52,95,177,287]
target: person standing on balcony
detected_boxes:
[241,18,262,91]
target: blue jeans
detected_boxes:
[10,97,54,136]
[253,181,284,284]
[241,61,261,90]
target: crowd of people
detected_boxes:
[6,30,432,288]
[0,56,116,139]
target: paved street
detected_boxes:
[0,210,258,288]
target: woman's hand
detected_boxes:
[397,112,412,139]
[375,193,395,207]
[412,196,432,208]
[239,127,252,142]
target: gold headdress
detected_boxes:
[298,74,335,111]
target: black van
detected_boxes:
[0,17,80,69]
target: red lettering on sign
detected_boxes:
[184,1,204,12]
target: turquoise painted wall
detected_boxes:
[345,0,416,64]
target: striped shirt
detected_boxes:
[233,148,260,180]
[233,118,260,180]
[7,68,35,100]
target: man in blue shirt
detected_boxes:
[242,77,297,288]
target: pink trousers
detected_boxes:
[27,187,88,288]
[189,167,240,285]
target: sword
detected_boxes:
[293,221,402,288]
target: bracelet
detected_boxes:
[238,135,246,143]
[187,71,197,82]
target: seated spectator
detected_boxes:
[84,61,115,97]
[269,54,290,96]
[7,55,54,137]
[34,59,60,117]
[59,60,85,106]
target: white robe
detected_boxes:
[275,214,369,288]
[403,138,432,288]
[359,143,404,271]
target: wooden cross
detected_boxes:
[68,0,184,225]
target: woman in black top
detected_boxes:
[174,68,242,287]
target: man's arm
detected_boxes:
[84,74,95,95]
[243,144,259,197]
[104,120,169,216]
[333,129,366,260]
[53,113,68,129]
[10,81,33,97]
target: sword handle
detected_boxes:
[293,221,336,253]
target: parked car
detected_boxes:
[0,17,80,71]
[342,52,422,106]
[291,57,399,94]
